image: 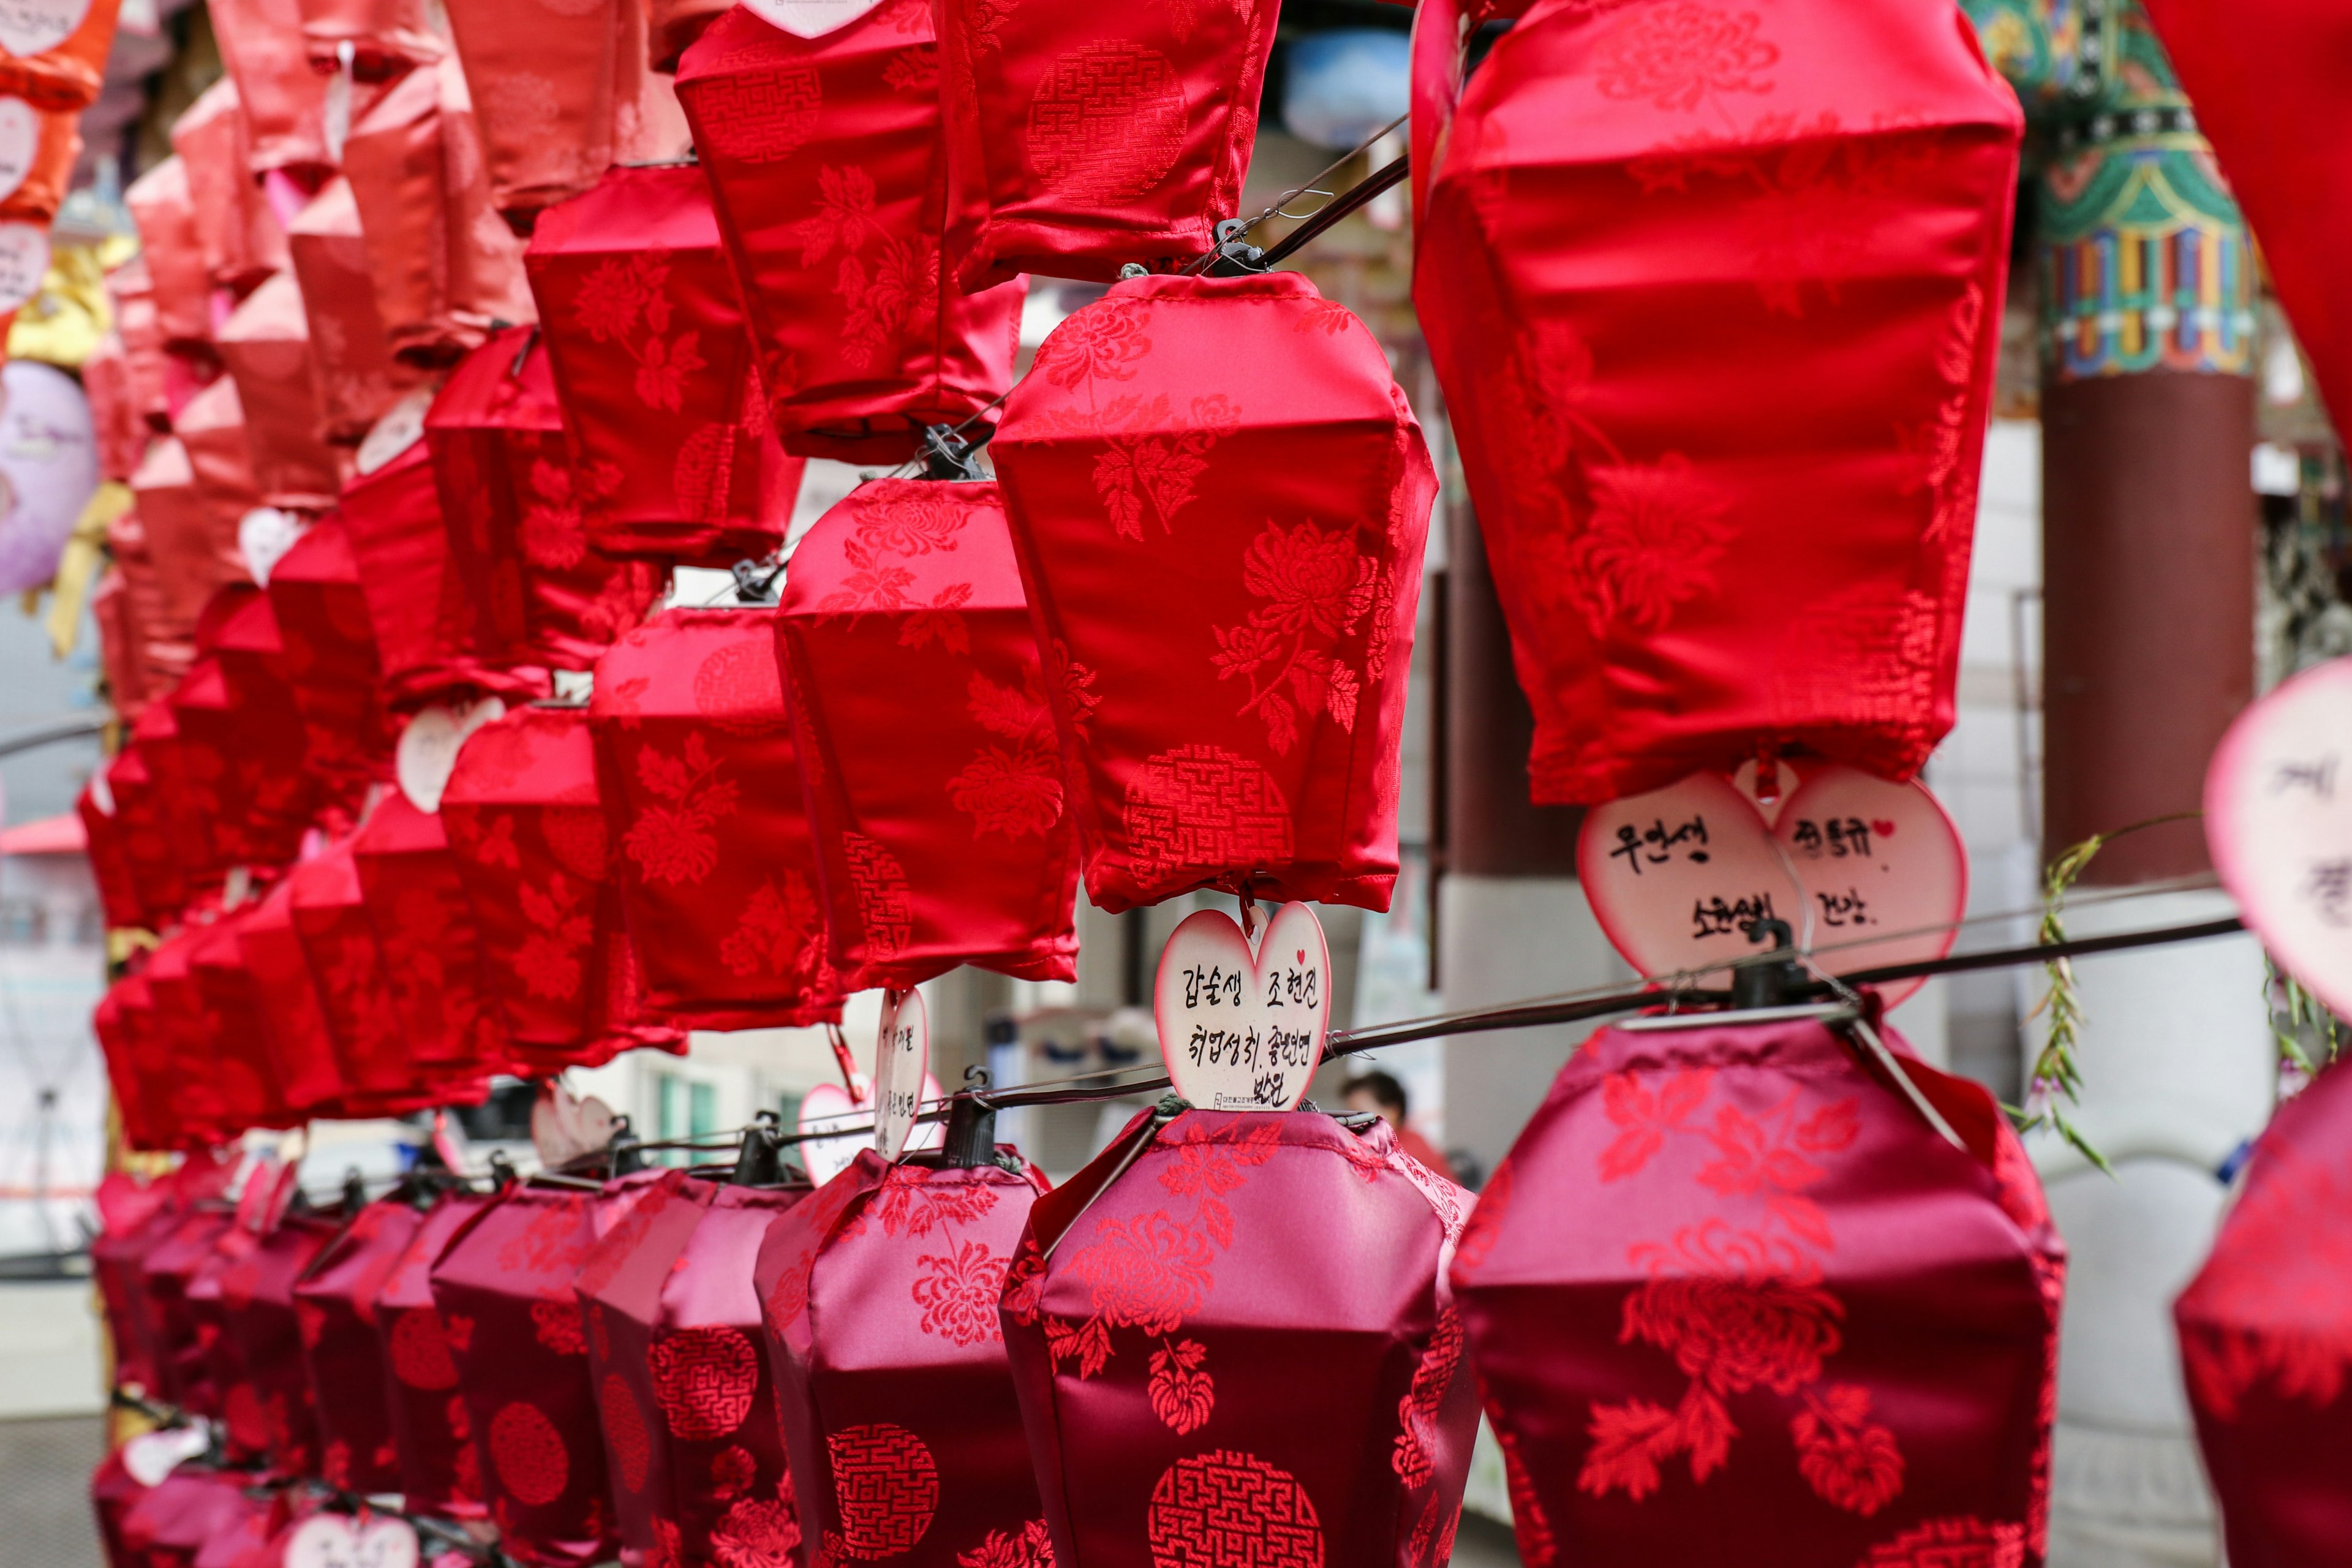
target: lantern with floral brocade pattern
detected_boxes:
[294,1194,426,1497]
[1452,1016,2063,1568]
[208,0,334,176]
[590,608,843,1030]
[990,271,1434,913]
[1000,1109,1477,1568]
[216,272,346,511]
[140,1199,238,1416]
[288,835,437,1113]
[170,78,287,293]
[206,1210,341,1477]
[675,0,1023,462]
[937,0,1277,288]
[238,876,359,1121]
[375,1185,497,1518]
[296,0,441,78]
[777,479,1080,988]
[124,160,210,350]
[353,788,516,1084]
[264,518,396,803]
[286,178,424,443]
[1409,0,2022,804]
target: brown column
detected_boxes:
[2041,372,2255,886]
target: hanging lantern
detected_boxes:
[424,325,667,675]
[121,1470,259,1568]
[612,0,692,163]
[175,594,318,868]
[92,1159,234,1401]
[352,788,516,1083]
[1452,1014,2063,1566]
[589,608,843,1030]
[576,1163,812,1568]
[140,1196,240,1417]
[238,876,360,1121]
[341,56,535,368]
[429,1176,661,1564]
[296,0,442,80]
[86,337,148,481]
[440,0,622,225]
[124,696,221,897]
[674,1,1025,462]
[1410,0,2022,804]
[1000,1109,1477,1568]
[216,272,346,511]
[100,735,192,923]
[287,835,437,1113]
[99,973,186,1152]
[141,930,239,1152]
[265,518,396,805]
[124,160,213,349]
[990,272,1435,912]
[285,178,425,444]
[441,703,680,1071]
[294,1193,429,1498]
[186,911,305,1137]
[526,162,803,569]
[170,78,288,294]
[0,94,86,225]
[0,0,125,111]
[132,437,241,652]
[776,479,1080,987]
[936,0,1277,288]
[208,0,334,178]
[2176,1062,2352,1567]
[80,779,151,934]
[102,505,198,718]
[202,1207,343,1477]
[370,1186,499,1519]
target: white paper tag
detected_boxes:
[240,507,308,587]
[741,0,884,39]
[123,1423,210,1487]
[0,97,37,204]
[0,220,48,312]
[355,384,435,475]
[1153,903,1329,1112]
[394,698,506,815]
[797,1080,869,1186]
[529,1081,617,1169]
[283,1513,421,1568]
[2207,657,2352,1019]
[0,0,91,59]
[872,989,929,1159]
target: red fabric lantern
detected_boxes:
[424,325,667,675]
[750,1151,1047,1568]
[2175,1061,2352,1566]
[216,272,346,511]
[777,479,1080,987]
[440,0,624,224]
[0,97,85,224]
[295,1193,428,1497]
[441,703,679,1071]
[92,1161,233,1394]
[991,272,1435,911]
[102,973,187,1153]
[1451,1016,2063,1567]
[238,876,357,1121]
[372,1186,498,1518]
[108,256,182,423]
[936,0,1276,288]
[288,836,435,1113]
[186,913,303,1136]
[675,1,1024,462]
[336,439,548,712]
[91,1447,154,1568]
[124,159,214,350]
[589,608,845,1030]
[285,178,426,443]
[121,1469,258,1568]
[1410,0,2021,804]
[123,699,219,900]
[429,1177,659,1565]
[352,789,515,1083]
[86,336,146,480]
[0,0,124,111]
[143,931,238,1151]
[110,506,198,704]
[1000,1110,1477,1568]
[341,56,535,368]
[99,747,186,930]
[526,162,803,568]
[94,976,178,1152]
[208,1210,342,1477]
[141,1200,239,1415]
[170,78,288,294]
[296,0,442,79]
[81,778,149,933]
[177,595,318,867]
[265,518,396,803]
[578,1169,812,1568]
[209,0,334,176]
[132,437,241,652]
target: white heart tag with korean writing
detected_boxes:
[283,1514,419,1568]
[1580,764,1964,1004]
[872,988,929,1158]
[0,0,90,59]
[798,1080,869,1186]
[0,219,47,311]
[0,97,37,203]
[395,698,505,814]
[1153,902,1329,1111]
[2207,657,2352,1019]
[741,0,883,39]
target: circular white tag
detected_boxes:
[394,698,506,814]
[0,98,38,203]
[1153,902,1329,1112]
[0,220,47,311]
[0,0,92,59]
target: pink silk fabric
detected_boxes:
[295,1195,428,1498]
[376,1188,499,1518]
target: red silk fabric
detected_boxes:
[0,0,123,111]
[1001,1110,1477,1568]
[296,0,442,77]
[937,0,1275,288]
[649,0,726,70]
[777,479,1081,988]
[265,518,396,803]
[187,913,302,1135]
[441,703,679,1071]
[171,78,288,293]
[1452,1016,2063,1567]
[238,876,356,1121]
[131,433,244,654]
[295,1194,427,1497]
[2175,1062,2352,1566]
[993,271,1434,911]
[375,1187,496,1518]
[93,975,175,1152]
[181,594,318,866]
[353,788,515,1082]
[288,835,434,1113]
[0,98,84,224]
[579,1170,811,1568]
[206,1212,341,1477]
[2141,0,2352,449]
[1411,0,2021,804]
[208,0,334,175]
[124,159,213,349]
[217,272,347,510]
[430,1178,663,1566]
[286,178,424,443]
[123,700,216,904]
[426,326,666,674]
[81,781,151,933]
[589,608,845,1030]
[675,0,1023,462]
[440,0,623,223]
[527,162,802,568]
[754,1153,1047,1568]
[140,1202,238,1415]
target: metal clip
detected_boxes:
[729,559,783,605]
[921,423,985,481]
[1206,217,1266,277]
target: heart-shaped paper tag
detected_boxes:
[1153,902,1329,1111]
[284,1513,420,1568]
[529,1082,616,1169]
[241,507,308,587]
[741,0,884,39]
[0,220,48,312]
[1580,763,1966,1005]
[872,988,930,1159]
[0,0,89,59]
[355,384,434,475]
[0,97,37,203]
[396,698,506,814]
[797,1080,869,1186]
[2207,657,2352,1018]
[123,1423,210,1486]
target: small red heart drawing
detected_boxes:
[1295,950,1305,965]
[1872,819,1898,839]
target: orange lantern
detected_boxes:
[0,0,125,112]
[209,0,335,177]
[0,94,81,224]
[216,271,347,511]
[170,78,288,295]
